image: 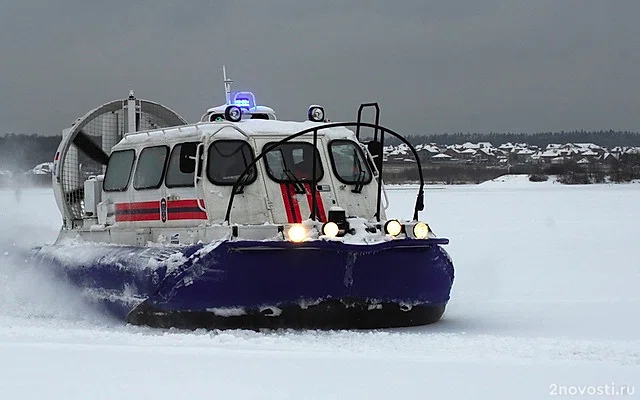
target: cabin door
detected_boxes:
[199,129,271,224]
[162,141,208,227]
[251,136,338,225]
[323,141,380,221]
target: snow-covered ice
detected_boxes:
[1,178,638,399]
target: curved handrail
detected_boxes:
[355,103,380,141]
[224,121,425,223]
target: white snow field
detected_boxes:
[1,178,638,399]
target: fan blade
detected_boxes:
[73,130,109,165]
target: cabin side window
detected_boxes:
[328,140,373,185]
[165,142,200,188]
[133,146,169,190]
[264,142,324,183]
[103,149,135,192]
[206,140,257,186]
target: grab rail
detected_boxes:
[224,120,425,224]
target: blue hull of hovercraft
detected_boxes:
[33,239,454,329]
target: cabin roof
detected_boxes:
[206,105,276,114]
[240,120,356,140]
[118,120,358,149]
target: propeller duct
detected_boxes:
[53,96,187,226]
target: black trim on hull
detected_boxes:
[127,299,446,330]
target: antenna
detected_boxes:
[223,65,233,105]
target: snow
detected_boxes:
[122,124,203,143]
[240,119,357,141]
[121,120,358,145]
[478,173,559,187]
[207,307,247,317]
[432,153,452,159]
[1,182,640,399]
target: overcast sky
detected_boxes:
[1,1,639,136]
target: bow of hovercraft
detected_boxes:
[128,230,454,330]
[33,220,454,330]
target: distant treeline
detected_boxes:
[2,130,640,172]
[396,130,640,148]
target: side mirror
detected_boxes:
[179,143,197,173]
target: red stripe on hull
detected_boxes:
[304,184,327,222]
[116,213,160,222]
[167,211,208,220]
[280,183,294,223]
[115,199,207,222]
[287,184,302,222]
[167,199,202,209]
[115,201,160,211]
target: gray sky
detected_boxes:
[1,1,639,136]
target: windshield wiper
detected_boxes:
[351,154,366,193]
[352,169,366,193]
[233,152,252,195]
[283,168,306,194]
[232,175,249,194]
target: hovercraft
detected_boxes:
[32,70,455,330]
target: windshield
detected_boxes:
[207,140,256,186]
[166,142,200,188]
[103,149,135,191]
[133,146,169,190]
[263,142,324,183]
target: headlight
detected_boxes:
[322,222,339,238]
[384,219,402,236]
[287,224,307,243]
[412,222,429,239]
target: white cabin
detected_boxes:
[60,115,386,246]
